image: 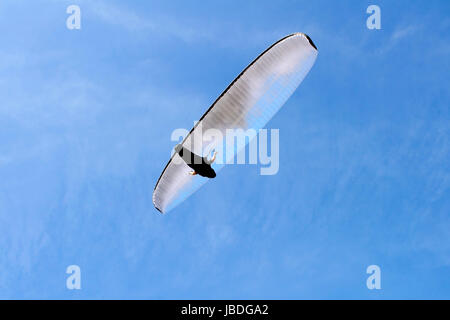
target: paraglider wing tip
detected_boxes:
[287,33,317,51]
[154,203,164,214]
[304,34,318,51]
[152,190,165,214]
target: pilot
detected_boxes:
[174,144,217,178]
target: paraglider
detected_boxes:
[153,33,318,213]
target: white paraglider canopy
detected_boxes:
[153,33,318,213]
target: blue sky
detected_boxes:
[0,0,449,299]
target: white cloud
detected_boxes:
[391,25,418,41]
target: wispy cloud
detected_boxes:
[391,25,418,41]
[83,0,215,44]
[78,0,301,49]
